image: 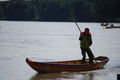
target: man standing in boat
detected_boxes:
[79,28,94,64]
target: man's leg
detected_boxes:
[86,47,94,64]
[81,48,86,64]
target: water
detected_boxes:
[0,21,120,80]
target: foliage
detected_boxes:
[0,0,120,22]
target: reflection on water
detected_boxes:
[31,72,74,80]
[30,70,110,80]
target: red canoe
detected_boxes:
[26,56,109,73]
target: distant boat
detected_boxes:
[112,26,120,28]
[26,56,109,73]
[101,23,120,29]
[103,25,120,29]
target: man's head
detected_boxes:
[85,28,89,32]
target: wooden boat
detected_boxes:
[101,23,120,29]
[104,26,120,29]
[26,56,109,73]
[112,26,120,28]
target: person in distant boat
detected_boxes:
[79,28,94,64]
[101,22,108,26]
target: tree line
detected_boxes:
[0,0,120,22]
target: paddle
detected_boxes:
[74,19,97,63]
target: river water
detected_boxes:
[0,21,120,80]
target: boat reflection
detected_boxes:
[30,70,109,80]
[30,72,73,80]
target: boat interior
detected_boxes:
[52,57,108,64]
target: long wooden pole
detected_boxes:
[74,21,97,63]
[75,22,81,33]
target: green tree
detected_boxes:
[74,0,96,21]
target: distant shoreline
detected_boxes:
[0,20,120,23]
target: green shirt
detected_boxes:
[79,32,92,48]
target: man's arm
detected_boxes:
[89,36,92,46]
